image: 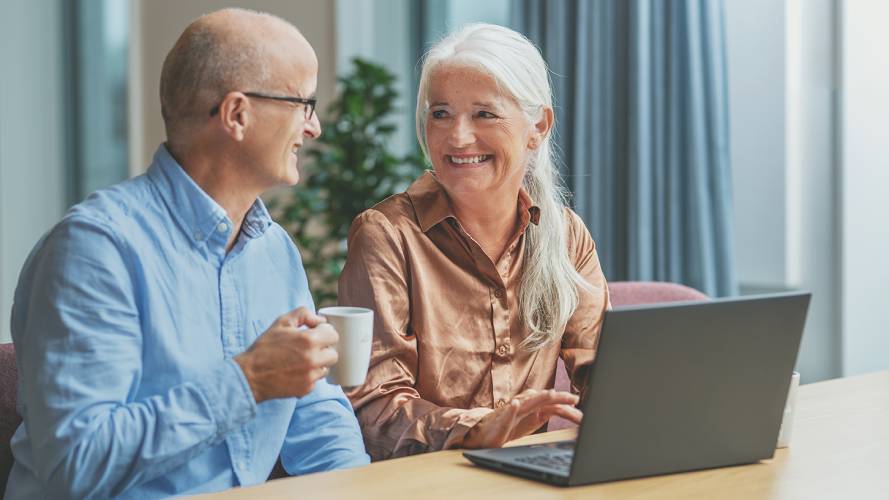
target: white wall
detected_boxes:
[839,0,889,376]
[786,0,842,381]
[131,0,338,172]
[0,0,68,343]
[726,0,840,382]
[726,0,788,288]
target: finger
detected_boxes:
[515,389,579,412]
[310,365,331,382]
[511,404,582,438]
[309,323,339,348]
[538,404,584,424]
[514,388,576,404]
[315,344,339,368]
[280,307,325,328]
[556,406,584,424]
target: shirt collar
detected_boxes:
[406,171,541,233]
[147,144,273,246]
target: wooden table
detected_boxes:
[197,371,889,499]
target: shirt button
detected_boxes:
[217,222,229,233]
[193,231,204,241]
[237,460,248,470]
[497,343,510,357]
[494,288,505,298]
[496,399,508,409]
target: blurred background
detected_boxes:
[1,0,886,384]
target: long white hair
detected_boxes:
[415,23,590,350]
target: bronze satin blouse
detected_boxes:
[339,172,609,460]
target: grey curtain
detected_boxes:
[513,0,736,297]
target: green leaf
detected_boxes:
[268,58,425,304]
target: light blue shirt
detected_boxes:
[6,145,369,499]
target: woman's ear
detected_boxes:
[217,91,251,142]
[528,106,554,150]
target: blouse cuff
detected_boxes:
[442,406,495,449]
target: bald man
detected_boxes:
[7,9,369,499]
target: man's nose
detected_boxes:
[448,115,475,147]
[304,113,322,139]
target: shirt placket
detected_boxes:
[490,281,513,409]
[450,220,514,409]
[491,241,520,409]
[218,246,252,484]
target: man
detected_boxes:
[6,8,369,499]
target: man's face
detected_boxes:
[241,53,322,189]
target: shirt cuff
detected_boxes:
[195,358,258,437]
[442,407,495,449]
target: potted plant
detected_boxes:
[271,58,424,306]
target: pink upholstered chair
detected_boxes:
[548,281,708,431]
[1,343,19,494]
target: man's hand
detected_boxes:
[462,389,583,448]
[235,307,338,403]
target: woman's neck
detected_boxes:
[448,186,522,264]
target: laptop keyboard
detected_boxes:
[515,450,574,473]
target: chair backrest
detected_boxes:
[607,281,709,306]
[0,343,19,494]
[549,281,708,430]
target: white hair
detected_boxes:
[415,23,591,350]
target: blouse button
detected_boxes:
[497,344,510,357]
[494,288,505,298]
[496,399,508,409]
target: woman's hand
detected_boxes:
[462,389,583,448]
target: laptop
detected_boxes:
[464,292,811,486]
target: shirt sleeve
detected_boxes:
[11,216,257,498]
[338,210,493,461]
[560,209,611,398]
[280,379,370,474]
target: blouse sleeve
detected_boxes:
[560,209,611,399]
[338,210,492,460]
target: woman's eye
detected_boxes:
[477,110,498,119]
[431,110,448,119]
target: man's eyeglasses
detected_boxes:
[209,92,317,119]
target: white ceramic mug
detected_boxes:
[317,306,374,388]
[776,371,801,448]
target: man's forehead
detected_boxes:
[269,49,318,95]
[279,72,317,96]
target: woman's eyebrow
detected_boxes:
[428,100,501,108]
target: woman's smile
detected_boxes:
[446,154,493,167]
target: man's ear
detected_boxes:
[217,91,250,141]
[528,106,554,150]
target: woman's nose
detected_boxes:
[448,116,475,147]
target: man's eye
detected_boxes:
[431,110,448,119]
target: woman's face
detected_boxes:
[424,65,548,200]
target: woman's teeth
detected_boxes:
[448,155,491,165]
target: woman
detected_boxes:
[339,23,609,461]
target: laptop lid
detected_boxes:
[568,292,810,485]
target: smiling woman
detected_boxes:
[337,23,610,461]
[424,66,540,209]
